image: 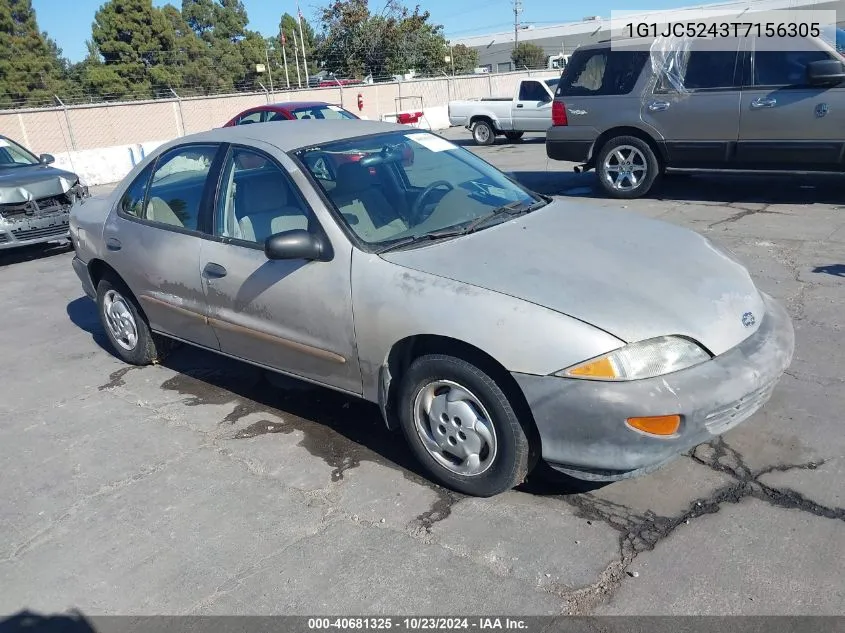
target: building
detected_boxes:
[451,0,843,72]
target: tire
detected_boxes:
[398,354,532,497]
[504,131,524,142]
[595,135,659,199]
[96,274,169,366]
[471,120,496,146]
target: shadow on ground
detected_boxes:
[449,136,547,148]
[812,264,845,277]
[509,170,845,205]
[0,241,73,268]
[66,295,603,497]
[0,611,96,633]
[66,297,116,358]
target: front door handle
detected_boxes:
[105,237,121,251]
[516,103,524,108]
[202,262,227,279]
[647,100,670,111]
[750,97,777,109]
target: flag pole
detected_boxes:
[293,36,302,88]
[281,32,290,88]
[297,3,309,87]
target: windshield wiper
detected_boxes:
[461,198,547,235]
[376,197,548,255]
[376,228,465,254]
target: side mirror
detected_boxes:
[806,59,845,85]
[39,153,55,165]
[264,229,327,261]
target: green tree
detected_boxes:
[182,0,261,92]
[0,0,69,108]
[316,0,450,80]
[449,43,478,74]
[511,42,546,70]
[160,3,218,94]
[86,0,179,100]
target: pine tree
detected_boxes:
[86,0,179,100]
[0,0,68,108]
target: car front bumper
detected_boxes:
[0,211,70,250]
[512,292,795,481]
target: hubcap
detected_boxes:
[413,380,497,477]
[102,289,138,351]
[475,124,491,142]
[603,145,647,191]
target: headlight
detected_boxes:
[555,336,711,381]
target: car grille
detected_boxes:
[0,233,8,243]
[704,379,778,435]
[11,222,69,241]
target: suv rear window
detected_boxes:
[556,48,648,96]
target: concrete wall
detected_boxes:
[0,70,556,186]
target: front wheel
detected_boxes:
[595,135,659,199]
[504,131,524,143]
[471,120,496,146]
[398,354,532,496]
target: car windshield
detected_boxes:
[296,130,544,249]
[817,26,845,58]
[0,137,39,168]
[290,105,357,120]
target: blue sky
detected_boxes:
[33,0,690,63]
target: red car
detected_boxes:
[222,101,360,127]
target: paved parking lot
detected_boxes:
[1,127,843,617]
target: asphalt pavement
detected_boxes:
[1,127,843,617]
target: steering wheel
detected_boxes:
[410,180,454,225]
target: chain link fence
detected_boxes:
[0,69,558,185]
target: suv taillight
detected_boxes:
[552,101,568,126]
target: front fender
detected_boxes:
[351,251,625,404]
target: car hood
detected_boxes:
[0,164,80,204]
[381,199,767,357]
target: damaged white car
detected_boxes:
[0,134,88,251]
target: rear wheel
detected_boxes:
[471,120,496,146]
[398,354,532,497]
[504,131,524,143]
[96,274,170,366]
[595,135,659,199]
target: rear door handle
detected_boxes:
[202,262,227,279]
[105,237,121,251]
[647,100,670,111]
[751,97,777,109]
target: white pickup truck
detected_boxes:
[447,77,559,145]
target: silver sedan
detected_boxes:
[69,120,794,497]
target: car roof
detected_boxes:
[175,119,412,153]
[265,101,345,110]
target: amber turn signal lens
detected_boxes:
[626,415,681,436]
[566,357,616,378]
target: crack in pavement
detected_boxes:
[1,449,201,563]
[558,438,843,615]
[708,204,785,228]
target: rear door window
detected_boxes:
[557,49,648,96]
[141,145,218,231]
[655,42,741,92]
